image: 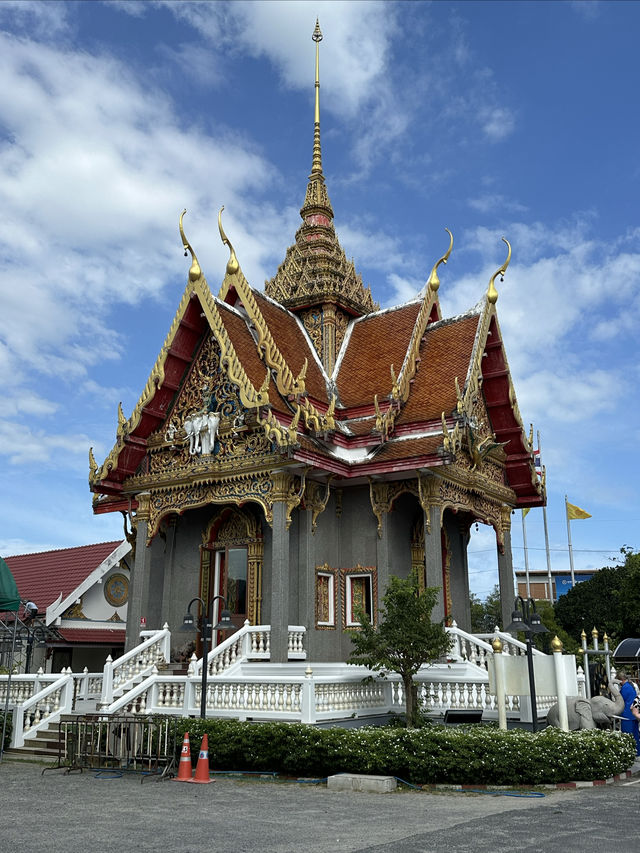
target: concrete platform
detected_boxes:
[327,773,397,793]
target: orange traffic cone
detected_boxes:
[173,731,193,782]
[189,733,213,784]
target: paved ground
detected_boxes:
[1,759,639,853]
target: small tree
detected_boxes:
[347,571,450,727]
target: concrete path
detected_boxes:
[0,759,636,853]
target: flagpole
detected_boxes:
[565,494,576,587]
[538,430,553,602]
[521,510,531,598]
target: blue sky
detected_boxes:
[0,0,638,599]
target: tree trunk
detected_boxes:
[404,675,418,728]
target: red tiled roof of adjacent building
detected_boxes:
[57,627,125,645]
[4,541,124,614]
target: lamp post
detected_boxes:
[181,595,235,719]
[506,596,548,733]
[19,623,46,675]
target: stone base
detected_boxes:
[327,773,397,793]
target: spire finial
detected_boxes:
[311,19,323,176]
[427,228,454,293]
[487,237,511,304]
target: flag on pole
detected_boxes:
[566,501,591,520]
[533,449,542,478]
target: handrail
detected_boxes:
[101,625,171,705]
[10,670,74,748]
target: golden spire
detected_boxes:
[311,19,323,176]
[487,237,511,304]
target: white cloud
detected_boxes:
[480,107,516,142]
[0,420,92,466]
[0,0,71,37]
[468,194,527,215]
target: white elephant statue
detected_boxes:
[200,412,220,455]
[546,681,625,730]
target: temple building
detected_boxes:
[89,23,544,660]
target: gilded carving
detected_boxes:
[201,506,263,625]
[315,564,338,629]
[64,599,87,620]
[304,478,334,533]
[271,470,306,528]
[146,473,274,542]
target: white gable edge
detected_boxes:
[45,540,132,625]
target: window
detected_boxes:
[315,566,337,628]
[341,567,377,627]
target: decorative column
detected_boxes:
[125,492,152,651]
[424,504,445,622]
[497,506,515,632]
[160,517,177,626]
[322,303,337,374]
[270,472,292,663]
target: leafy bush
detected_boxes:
[172,718,636,785]
[0,711,12,751]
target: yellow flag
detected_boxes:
[522,508,530,518]
[566,501,591,520]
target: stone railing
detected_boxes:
[101,625,171,706]
[200,622,307,676]
[104,667,396,722]
[445,623,494,670]
[474,629,545,657]
[10,669,74,748]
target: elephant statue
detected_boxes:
[546,681,625,730]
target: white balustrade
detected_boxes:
[101,624,171,705]
[10,669,74,748]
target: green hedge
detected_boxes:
[0,711,12,751]
[172,718,636,785]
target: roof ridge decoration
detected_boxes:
[89,211,271,489]
[439,238,535,486]
[217,208,336,436]
[218,208,307,398]
[263,22,378,320]
[374,230,453,441]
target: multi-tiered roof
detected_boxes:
[90,23,543,534]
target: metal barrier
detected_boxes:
[43,715,177,781]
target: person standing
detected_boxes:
[617,669,640,755]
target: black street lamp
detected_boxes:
[19,623,46,674]
[506,596,548,733]
[181,595,235,719]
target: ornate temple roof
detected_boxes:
[264,21,377,331]
[89,25,544,524]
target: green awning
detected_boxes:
[0,557,20,612]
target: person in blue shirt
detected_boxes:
[617,669,640,756]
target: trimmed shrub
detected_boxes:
[171,718,636,785]
[1,711,12,751]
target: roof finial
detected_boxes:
[218,206,239,276]
[179,209,202,283]
[427,228,453,293]
[487,237,511,304]
[311,19,323,176]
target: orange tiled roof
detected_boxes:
[369,435,442,463]
[217,301,287,414]
[397,313,480,426]
[336,302,422,408]
[253,291,329,404]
